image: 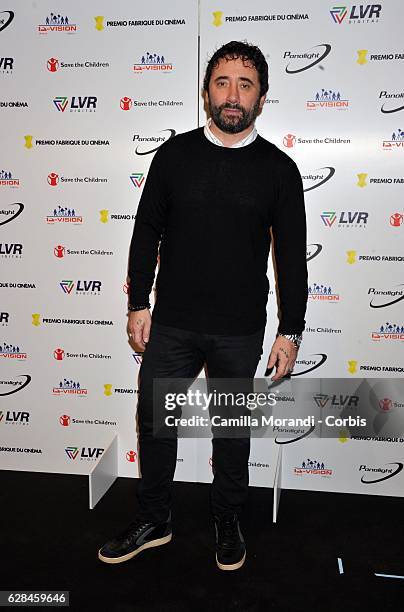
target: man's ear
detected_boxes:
[259,94,266,111]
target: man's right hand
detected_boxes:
[127,309,151,351]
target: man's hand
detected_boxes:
[266,335,297,381]
[127,309,151,351]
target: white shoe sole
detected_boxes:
[216,550,246,571]
[98,533,172,564]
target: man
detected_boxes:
[98,41,308,571]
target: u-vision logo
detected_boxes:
[285,44,332,74]
[360,462,403,484]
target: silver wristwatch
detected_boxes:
[277,333,303,349]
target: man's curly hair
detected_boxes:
[203,41,269,98]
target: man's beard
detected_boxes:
[208,97,261,134]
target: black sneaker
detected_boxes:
[98,514,172,564]
[214,513,246,571]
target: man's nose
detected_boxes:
[226,82,240,103]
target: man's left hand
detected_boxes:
[267,335,297,381]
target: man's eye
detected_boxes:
[241,83,250,89]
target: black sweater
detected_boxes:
[128,127,308,336]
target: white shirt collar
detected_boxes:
[204,117,257,148]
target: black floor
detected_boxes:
[1,470,403,611]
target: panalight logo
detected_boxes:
[383,128,404,150]
[133,128,176,155]
[380,91,404,114]
[292,353,328,376]
[0,342,27,360]
[38,13,77,34]
[368,284,404,308]
[0,10,14,32]
[0,202,24,226]
[307,243,323,262]
[120,97,132,110]
[0,170,19,187]
[284,44,331,74]
[360,462,403,484]
[302,166,335,192]
[54,245,65,258]
[212,11,223,27]
[0,374,31,397]
[133,52,173,73]
[130,173,145,188]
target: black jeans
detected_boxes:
[136,321,265,522]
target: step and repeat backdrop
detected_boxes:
[1,0,403,496]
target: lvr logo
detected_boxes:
[60,414,70,426]
[76,280,102,293]
[126,450,137,462]
[47,173,59,186]
[70,96,97,110]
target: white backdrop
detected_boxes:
[1,0,403,497]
